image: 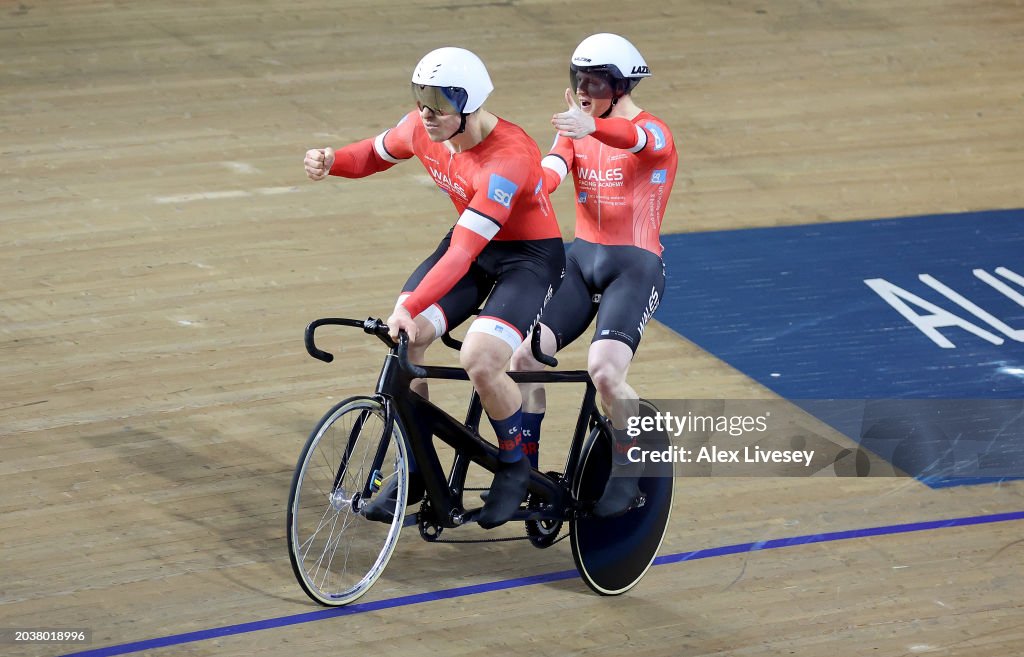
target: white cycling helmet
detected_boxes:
[569,33,650,96]
[411,47,494,115]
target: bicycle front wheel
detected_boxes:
[287,396,409,606]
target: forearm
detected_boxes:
[329,138,394,178]
[400,243,475,318]
[591,117,646,151]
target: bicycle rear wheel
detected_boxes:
[287,396,409,606]
[569,400,674,595]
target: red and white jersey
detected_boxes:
[331,111,559,241]
[327,111,561,317]
[542,111,677,256]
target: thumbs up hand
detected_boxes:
[551,88,596,140]
[303,147,335,181]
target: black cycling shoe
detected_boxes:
[360,471,424,523]
[593,477,643,518]
[593,461,645,518]
[477,457,530,529]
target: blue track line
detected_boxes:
[60,510,1024,657]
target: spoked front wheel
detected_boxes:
[287,396,409,606]
[570,400,674,595]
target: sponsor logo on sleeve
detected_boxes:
[644,122,666,151]
[487,173,518,208]
[651,169,667,184]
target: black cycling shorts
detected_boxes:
[401,231,565,351]
[540,239,665,354]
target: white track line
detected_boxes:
[153,186,302,204]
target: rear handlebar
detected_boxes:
[531,324,558,368]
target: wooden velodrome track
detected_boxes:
[3,1,1023,655]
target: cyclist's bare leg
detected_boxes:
[460,331,519,418]
[510,323,558,413]
[588,339,639,427]
[461,332,530,528]
[588,339,644,517]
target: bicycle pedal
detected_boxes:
[369,469,384,493]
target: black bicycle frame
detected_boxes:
[305,318,607,529]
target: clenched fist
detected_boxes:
[304,147,335,181]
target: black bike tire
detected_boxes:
[569,408,674,595]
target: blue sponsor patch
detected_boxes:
[487,173,518,208]
[651,169,667,184]
[644,122,666,151]
[578,191,588,203]
[534,178,543,195]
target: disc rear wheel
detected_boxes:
[570,401,674,595]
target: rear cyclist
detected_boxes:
[510,33,678,517]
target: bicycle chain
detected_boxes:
[430,532,569,545]
[418,495,569,545]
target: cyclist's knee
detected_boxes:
[588,340,632,388]
[590,361,627,399]
[460,334,512,384]
[588,346,631,399]
[461,351,500,383]
[510,341,543,371]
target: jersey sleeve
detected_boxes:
[328,112,416,178]
[540,134,574,194]
[399,213,495,317]
[591,116,674,159]
[634,117,674,160]
[401,155,534,317]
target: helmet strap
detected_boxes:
[446,113,469,141]
[599,95,621,119]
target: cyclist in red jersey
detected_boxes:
[510,34,678,517]
[304,47,564,528]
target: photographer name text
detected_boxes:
[627,445,815,466]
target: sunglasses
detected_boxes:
[411,84,469,116]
